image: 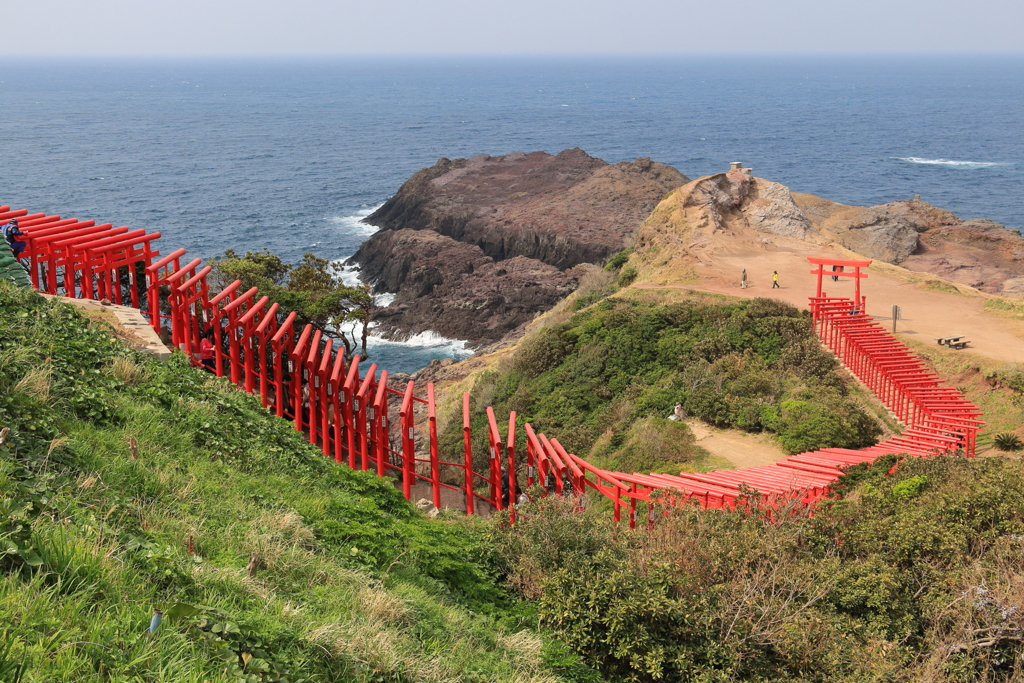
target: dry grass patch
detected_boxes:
[110,355,146,385]
[14,364,52,402]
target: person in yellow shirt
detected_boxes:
[772,270,780,289]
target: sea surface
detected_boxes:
[3,55,1022,372]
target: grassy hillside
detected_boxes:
[0,281,596,683]
[448,292,883,477]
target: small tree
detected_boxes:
[210,249,375,361]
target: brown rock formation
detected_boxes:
[793,195,1024,295]
[682,168,815,240]
[351,149,688,346]
[358,229,581,345]
[633,164,1024,298]
[363,148,688,270]
[793,194,926,264]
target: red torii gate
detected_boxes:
[809,256,871,313]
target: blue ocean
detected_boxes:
[3,55,1022,371]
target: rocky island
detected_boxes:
[348,148,688,346]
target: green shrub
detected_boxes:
[595,417,701,475]
[993,432,1023,452]
[494,456,1024,682]
[447,297,883,476]
[603,248,633,272]
[617,266,638,287]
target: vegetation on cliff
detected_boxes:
[211,248,374,361]
[492,454,1024,682]
[0,281,594,682]
[449,292,882,477]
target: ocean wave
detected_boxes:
[335,262,364,288]
[894,157,1003,169]
[332,321,471,356]
[368,330,473,357]
[332,265,396,306]
[374,292,396,307]
[327,204,382,237]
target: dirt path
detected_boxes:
[636,246,1024,365]
[686,419,790,469]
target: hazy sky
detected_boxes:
[3,0,1022,56]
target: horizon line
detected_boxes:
[3,50,1024,60]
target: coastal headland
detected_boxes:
[352,151,1024,361]
[349,148,687,345]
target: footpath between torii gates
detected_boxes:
[2,201,985,524]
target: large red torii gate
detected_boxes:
[808,256,871,312]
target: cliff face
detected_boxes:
[793,194,1024,295]
[355,229,579,343]
[352,149,689,346]
[363,148,688,270]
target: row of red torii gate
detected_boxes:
[1,203,984,524]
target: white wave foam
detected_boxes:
[326,203,383,237]
[894,157,1003,169]
[331,321,471,358]
[368,330,472,356]
[335,263,364,288]
[333,266,396,306]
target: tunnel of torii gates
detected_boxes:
[2,202,984,525]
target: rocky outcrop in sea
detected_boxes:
[350,148,688,345]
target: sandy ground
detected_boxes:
[631,240,1024,466]
[636,245,1024,365]
[686,419,789,469]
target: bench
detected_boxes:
[950,339,971,350]
[935,335,966,346]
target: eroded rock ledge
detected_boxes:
[794,193,1024,295]
[351,148,688,345]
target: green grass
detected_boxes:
[898,336,1024,446]
[0,281,597,682]
[447,296,884,478]
[983,296,1024,321]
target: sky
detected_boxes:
[2,0,1023,56]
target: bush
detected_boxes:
[603,247,633,272]
[493,456,1024,682]
[993,432,1023,452]
[450,296,883,476]
[617,266,638,287]
[596,417,701,475]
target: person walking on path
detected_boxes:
[740,269,748,289]
[772,271,780,288]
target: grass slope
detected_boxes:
[0,281,596,683]
[448,293,883,478]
